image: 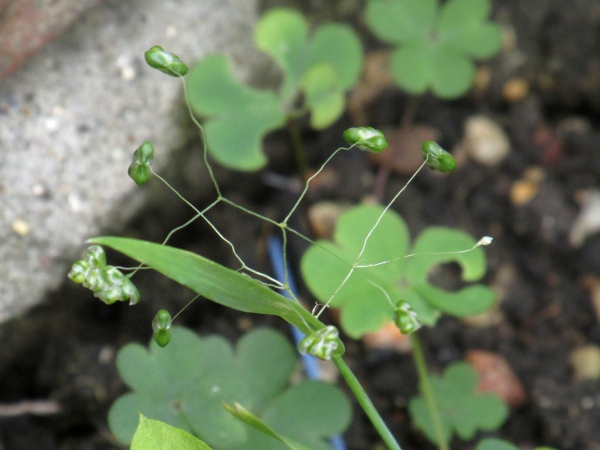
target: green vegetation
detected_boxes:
[187,8,362,171]
[365,0,502,98]
[109,327,350,449]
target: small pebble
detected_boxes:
[362,321,411,353]
[569,190,600,247]
[570,344,600,380]
[503,78,529,103]
[509,167,545,206]
[465,350,527,408]
[463,116,511,167]
[308,202,347,239]
[12,219,30,236]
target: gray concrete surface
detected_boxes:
[0,0,260,320]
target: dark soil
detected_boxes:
[2,1,600,449]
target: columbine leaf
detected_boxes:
[300,64,345,129]
[305,24,363,90]
[254,8,308,99]
[262,381,352,450]
[301,204,409,337]
[109,327,349,450]
[365,0,501,98]
[187,54,285,171]
[188,8,362,170]
[301,205,493,337]
[476,438,518,450]
[365,0,437,43]
[224,403,315,450]
[409,362,509,444]
[437,0,502,58]
[405,227,487,284]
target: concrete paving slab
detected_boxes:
[0,0,260,320]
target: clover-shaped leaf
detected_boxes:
[476,439,557,450]
[109,327,350,450]
[188,8,362,171]
[409,362,509,444]
[301,204,495,337]
[365,0,502,98]
[187,54,285,170]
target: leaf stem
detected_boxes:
[332,354,402,450]
[287,119,310,183]
[410,333,449,450]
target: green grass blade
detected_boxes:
[90,237,337,345]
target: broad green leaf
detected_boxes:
[300,64,345,129]
[255,8,308,99]
[131,415,213,450]
[306,24,363,89]
[109,327,349,449]
[405,227,487,284]
[390,43,433,95]
[89,237,342,351]
[476,438,558,450]
[301,204,409,337]
[365,0,437,43]
[234,328,297,412]
[301,205,493,337]
[476,438,518,450]
[414,284,496,318]
[187,54,285,171]
[224,403,315,450]
[430,48,475,99]
[365,0,501,99]
[109,327,249,447]
[187,8,362,171]
[409,362,509,444]
[438,0,493,31]
[262,381,352,450]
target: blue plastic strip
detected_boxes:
[267,234,347,450]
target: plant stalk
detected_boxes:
[332,354,402,450]
[287,119,310,182]
[410,333,449,450]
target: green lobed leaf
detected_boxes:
[131,415,213,450]
[109,327,248,447]
[389,43,433,95]
[365,0,501,99]
[305,24,363,90]
[89,237,342,351]
[187,8,362,170]
[437,0,502,59]
[109,327,348,450]
[301,204,409,338]
[365,0,437,43]
[263,381,352,450]
[476,438,559,450]
[255,8,308,99]
[300,64,345,129]
[405,227,487,284]
[233,328,297,413]
[430,48,475,99]
[301,205,493,336]
[414,284,496,318]
[409,362,509,444]
[187,54,285,171]
[476,438,518,450]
